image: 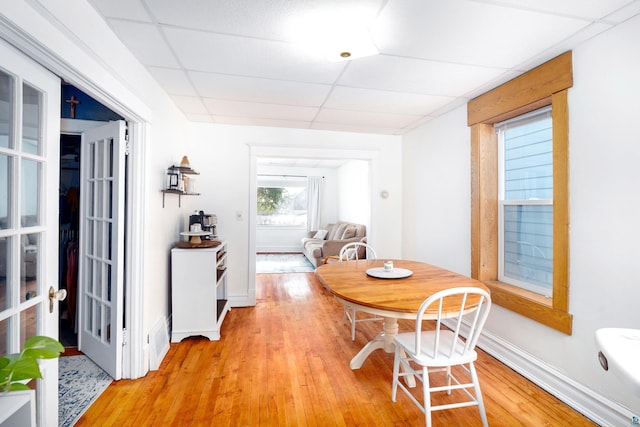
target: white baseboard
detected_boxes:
[256,246,303,252]
[477,329,635,426]
[228,294,254,307]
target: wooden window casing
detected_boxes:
[467,51,572,334]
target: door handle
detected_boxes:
[49,286,67,314]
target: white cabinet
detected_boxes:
[0,390,35,427]
[170,241,230,342]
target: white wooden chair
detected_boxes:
[391,287,492,427]
[338,241,382,341]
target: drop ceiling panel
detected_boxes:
[203,99,319,121]
[88,0,152,22]
[326,86,455,115]
[142,0,299,41]
[339,55,506,96]
[189,71,331,106]
[315,108,421,128]
[164,27,346,83]
[372,0,591,68]
[147,67,197,96]
[210,115,312,129]
[171,96,208,115]
[106,20,180,68]
[485,0,635,21]
[148,0,387,41]
[308,121,404,135]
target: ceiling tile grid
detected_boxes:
[87,0,640,134]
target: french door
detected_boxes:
[78,120,126,380]
[0,38,61,425]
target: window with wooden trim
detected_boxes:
[497,107,553,296]
[467,52,572,334]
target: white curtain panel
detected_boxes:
[307,176,323,232]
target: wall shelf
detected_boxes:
[162,165,200,207]
[161,189,200,208]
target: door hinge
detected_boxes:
[125,133,130,156]
[122,328,128,347]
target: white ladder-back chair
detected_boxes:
[391,287,492,427]
[339,242,382,341]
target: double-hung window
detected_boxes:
[467,51,572,334]
[497,108,553,297]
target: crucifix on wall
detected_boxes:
[65,95,81,119]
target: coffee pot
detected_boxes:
[189,210,217,239]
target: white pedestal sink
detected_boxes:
[595,328,640,396]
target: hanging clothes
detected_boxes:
[66,240,79,329]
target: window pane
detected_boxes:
[0,237,7,309]
[0,317,7,355]
[503,205,553,294]
[22,83,42,155]
[0,154,10,230]
[20,304,37,349]
[21,158,40,226]
[20,233,38,302]
[0,70,13,149]
[503,114,552,201]
[257,186,307,226]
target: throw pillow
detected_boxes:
[341,226,357,240]
[313,229,328,239]
[357,238,368,259]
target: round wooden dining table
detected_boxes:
[315,259,489,371]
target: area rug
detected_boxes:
[256,253,315,273]
[59,355,112,427]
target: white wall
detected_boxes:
[402,106,471,273]
[402,14,640,423]
[187,123,402,302]
[337,160,371,228]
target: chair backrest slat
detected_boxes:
[413,287,491,357]
[339,242,377,261]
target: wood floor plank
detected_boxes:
[76,272,596,426]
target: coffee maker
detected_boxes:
[189,210,217,239]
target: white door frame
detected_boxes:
[0,20,148,379]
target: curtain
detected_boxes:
[307,176,322,232]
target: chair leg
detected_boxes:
[423,366,432,427]
[392,346,401,402]
[469,362,488,427]
[343,306,348,325]
[446,366,452,395]
[351,307,357,340]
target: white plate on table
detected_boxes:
[366,267,413,279]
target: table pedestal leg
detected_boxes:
[350,317,398,369]
[349,317,416,387]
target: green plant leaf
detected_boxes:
[1,336,62,393]
[8,383,31,391]
[23,336,64,356]
[22,348,62,359]
[9,358,42,382]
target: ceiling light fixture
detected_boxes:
[291,10,379,62]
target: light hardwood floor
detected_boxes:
[77,273,596,426]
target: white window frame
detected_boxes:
[497,107,553,297]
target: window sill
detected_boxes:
[484,280,573,335]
